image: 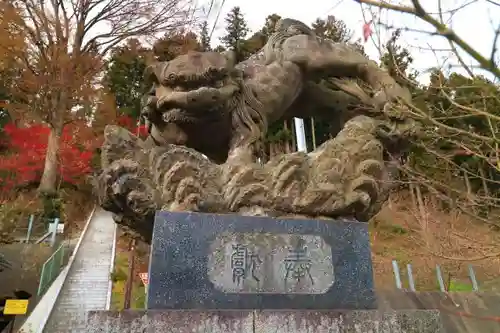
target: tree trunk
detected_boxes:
[38,125,62,194]
[283,121,290,153]
[290,120,296,152]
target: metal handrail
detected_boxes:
[18,205,97,333]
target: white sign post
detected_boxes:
[294,118,307,153]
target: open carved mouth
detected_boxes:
[161,105,227,125]
[156,87,222,111]
[156,83,239,112]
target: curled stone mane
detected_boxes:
[229,81,268,152]
[145,51,239,88]
[161,67,230,87]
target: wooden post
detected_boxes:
[283,121,291,153]
[123,239,136,309]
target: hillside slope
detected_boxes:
[371,194,500,291]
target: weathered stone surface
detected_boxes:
[147,211,375,310]
[87,292,500,333]
[377,291,500,333]
[255,310,443,333]
[86,310,444,333]
[207,233,335,294]
[96,17,419,242]
[97,114,402,243]
[86,310,253,333]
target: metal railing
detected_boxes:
[37,243,66,297]
[34,217,61,247]
[19,214,59,243]
[18,206,98,333]
[391,259,480,292]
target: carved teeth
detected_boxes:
[162,109,193,123]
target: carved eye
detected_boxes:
[168,73,176,80]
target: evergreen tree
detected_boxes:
[103,39,150,119]
[380,29,417,86]
[312,15,366,56]
[220,6,249,61]
[312,15,352,43]
[199,21,211,51]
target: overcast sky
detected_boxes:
[203,0,499,83]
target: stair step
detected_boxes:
[43,209,116,333]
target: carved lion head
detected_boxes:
[143,51,242,123]
[141,51,244,162]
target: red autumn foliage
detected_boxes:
[116,115,148,136]
[0,115,146,193]
[0,122,95,191]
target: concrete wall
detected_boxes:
[86,291,500,333]
[87,310,442,333]
[377,291,500,333]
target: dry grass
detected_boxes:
[0,189,94,243]
[371,192,500,291]
[110,252,146,310]
[0,193,43,243]
[0,189,94,302]
[58,188,95,237]
[110,229,149,310]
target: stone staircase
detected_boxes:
[42,209,116,332]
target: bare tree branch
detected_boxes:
[486,0,500,7]
[352,0,500,79]
[0,0,198,192]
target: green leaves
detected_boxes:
[220,7,250,62]
[103,42,149,119]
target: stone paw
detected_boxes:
[149,145,224,212]
[98,159,157,217]
[222,162,268,211]
[264,153,309,210]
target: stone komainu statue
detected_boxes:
[96,18,418,242]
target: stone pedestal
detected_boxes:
[86,310,443,333]
[87,212,450,332]
[147,212,375,310]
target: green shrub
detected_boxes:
[41,193,63,223]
